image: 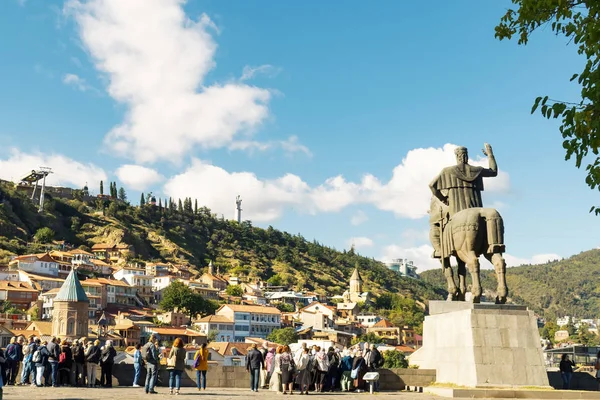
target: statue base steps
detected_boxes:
[409,301,550,388]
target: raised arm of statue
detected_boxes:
[480,143,497,177]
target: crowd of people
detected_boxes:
[0,333,382,396]
[0,335,117,389]
[245,342,384,394]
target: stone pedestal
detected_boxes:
[409,301,550,388]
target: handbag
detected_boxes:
[350,359,364,379]
[167,352,176,368]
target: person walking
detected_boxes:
[166,338,186,395]
[144,334,160,394]
[193,343,209,392]
[58,339,72,386]
[246,343,264,392]
[46,337,60,387]
[34,340,50,387]
[315,347,329,393]
[560,354,576,390]
[265,347,275,389]
[132,344,142,388]
[85,340,101,388]
[99,340,116,388]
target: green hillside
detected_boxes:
[0,182,445,303]
[420,249,600,320]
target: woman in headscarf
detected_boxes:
[351,350,367,393]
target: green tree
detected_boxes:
[267,274,283,287]
[140,193,146,206]
[106,202,119,217]
[276,303,295,313]
[34,227,55,243]
[225,285,244,297]
[208,329,219,342]
[351,332,385,346]
[382,350,408,369]
[495,0,600,214]
[100,180,104,195]
[541,321,559,342]
[118,187,127,202]
[267,327,299,345]
[160,281,214,321]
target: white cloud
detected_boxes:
[504,253,562,267]
[65,0,272,163]
[240,64,281,81]
[63,73,95,92]
[0,148,107,189]
[115,164,164,191]
[228,135,311,157]
[348,237,374,250]
[162,143,511,222]
[163,158,310,222]
[381,242,562,275]
[350,210,368,226]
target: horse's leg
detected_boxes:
[486,253,508,304]
[442,257,458,301]
[458,250,481,303]
[456,258,467,301]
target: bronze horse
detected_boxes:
[430,197,508,304]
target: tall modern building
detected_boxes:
[385,259,419,279]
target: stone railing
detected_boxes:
[105,364,436,390]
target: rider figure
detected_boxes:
[429,144,498,259]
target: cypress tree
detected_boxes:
[140,193,146,206]
[100,180,104,195]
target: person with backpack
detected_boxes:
[100,340,116,388]
[58,339,72,386]
[132,343,142,388]
[193,343,209,391]
[326,347,341,392]
[85,340,101,388]
[20,336,37,386]
[72,339,85,387]
[143,334,159,394]
[5,336,23,385]
[34,340,50,387]
[46,337,60,387]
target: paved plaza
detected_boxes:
[0,385,587,400]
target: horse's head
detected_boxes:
[429,196,448,216]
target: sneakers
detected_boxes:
[133,384,141,387]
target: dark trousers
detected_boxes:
[7,360,19,384]
[250,368,261,390]
[562,372,573,389]
[100,363,113,387]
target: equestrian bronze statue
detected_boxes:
[428,143,508,304]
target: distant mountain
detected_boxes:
[0,182,445,302]
[420,249,600,320]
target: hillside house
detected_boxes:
[216,304,281,341]
[91,243,134,263]
[0,280,39,310]
[195,315,235,342]
[9,253,59,277]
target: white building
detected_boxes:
[195,315,235,342]
[216,304,281,342]
[385,258,419,278]
[357,314,381,328]
[9,253,59,277]
[113,266,146,280]
[557,316,571,327]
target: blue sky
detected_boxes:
[0,0,598,272]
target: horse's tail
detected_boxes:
[482,208,505,254]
